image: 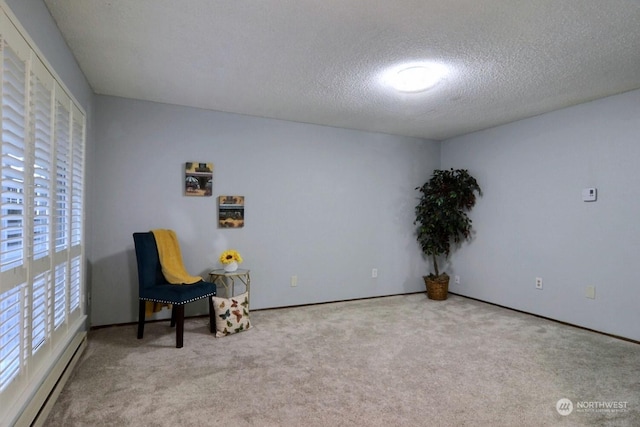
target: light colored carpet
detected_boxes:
[45,294,639,426]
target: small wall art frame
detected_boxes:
[219,195,245,228]
[185,162,213,196]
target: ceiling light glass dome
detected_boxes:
[383,62,448,93]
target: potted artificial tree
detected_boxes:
[414,169,481,300]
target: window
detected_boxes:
[31,272,48,354]
[54,96,70,254]
[0,285,22,391]
[0,5,86,414]
[0,33,26,273]
[32,67,52,262]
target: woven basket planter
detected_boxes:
[423,274,450,300]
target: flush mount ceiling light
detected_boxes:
[384,63,448,93]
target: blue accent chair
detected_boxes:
[133,232,217,348]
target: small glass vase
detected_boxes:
[224,261,238,272]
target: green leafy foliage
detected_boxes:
[414,169,481,277]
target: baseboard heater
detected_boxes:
[13,332,88,427]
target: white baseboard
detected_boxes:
[14,332,88,427]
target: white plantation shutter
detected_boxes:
[68,105,83,320]
[53,262,66,330]
[70,105,83,248]
[0,285,23,391]
[30,271,48,354]
[69,255,80,312]
[31,59,53,262]
[0,28,27,274]
[0,12,29,398]
[54,90,70,254]
[26,56,55,376]
[0,5,86,423]
[52,88,70,335]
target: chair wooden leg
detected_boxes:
[175,304,185,348]
[209,297,215,333]
[137,300,146,339]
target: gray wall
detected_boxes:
[91,96,440,326]
[441,89,640,341]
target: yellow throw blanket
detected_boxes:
[151,229,203,285]
[145,229,203,317]
[145,302,165,317]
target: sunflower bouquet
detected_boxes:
[219,249,243,265]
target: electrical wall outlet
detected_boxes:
[586,286,596,299]
[290,275,298,287]
[454,275,460,284]
[535,277,543,290]
[371,268,378,278]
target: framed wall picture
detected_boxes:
[185,162,213,196]
[219,196,245,228]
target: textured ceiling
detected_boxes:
[44,0,640,140]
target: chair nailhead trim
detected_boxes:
[140,292,216,305]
